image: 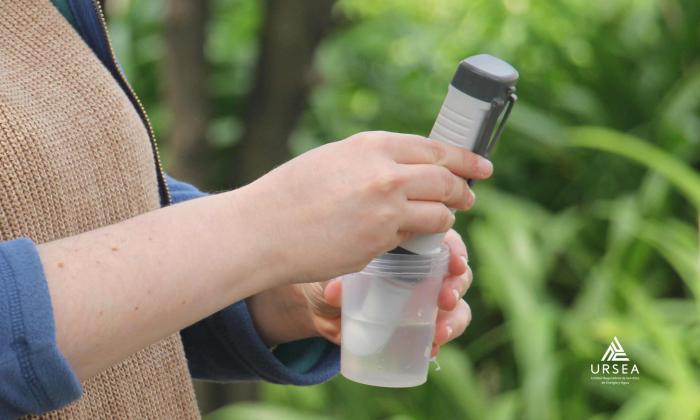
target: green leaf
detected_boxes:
[205,403,332,420]
[428,346,487,419]
[568,126,700,208]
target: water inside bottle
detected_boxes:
[341,313,435,387]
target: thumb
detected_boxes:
[323,278,342,308]
[300,279,341,318]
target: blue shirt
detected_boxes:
[0,1,339,417]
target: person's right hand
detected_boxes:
[235,131,493,284]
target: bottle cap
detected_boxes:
[450,54,519,102]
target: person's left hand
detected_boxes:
[298,229,473,357]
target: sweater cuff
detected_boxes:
[273,337,331,375]
[218,300,339,384]
[182,299,339,385]
[0,238,81,417]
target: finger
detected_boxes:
[323,278,342,308]
[400,164,474,210]
[431,343,440,358]
[443,229,468,275]
[433,299,471,345]
[437,268,472,311]
[400,201,454,234]
[376,133,493,180]
[301,281,340,318]
[312,316,341,345]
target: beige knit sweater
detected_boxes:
[0,0,200,418]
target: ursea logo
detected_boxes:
[590,336,640,385]
[601,336,629,362]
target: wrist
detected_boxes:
[230,180,330,287]
[214,187,295,291]
[246,284,318,347]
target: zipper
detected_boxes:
[91,0,172,206]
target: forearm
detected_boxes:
[40,187,286,380]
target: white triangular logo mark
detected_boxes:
[601,336,629,362]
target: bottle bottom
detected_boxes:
[341,314,434,388]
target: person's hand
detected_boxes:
[295,229,473,357]
[237,131,492,285]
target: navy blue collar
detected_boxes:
[65,0,114,75]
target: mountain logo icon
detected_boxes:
[601,336,629,362]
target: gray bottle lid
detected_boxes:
[451,54,519,102]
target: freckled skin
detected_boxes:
[134,306,139,311]
[111,246,119,252]
[57,262,64,268]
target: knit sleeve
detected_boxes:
[0,238,82,419]
[166,175,340,384]
[181,301,339,384]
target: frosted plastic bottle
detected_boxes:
[341,247,449,387]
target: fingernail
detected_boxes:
[452,288,460,301]
[467,189,476,207]
[445,325,453,339]
[431,355,441,371]
[478,157,493,177]
[460,255,469,268]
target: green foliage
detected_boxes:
[570,127,700,208]
[205,403,332,420]
[108,0,700,418]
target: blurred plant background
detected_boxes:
[105,0,700,418]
